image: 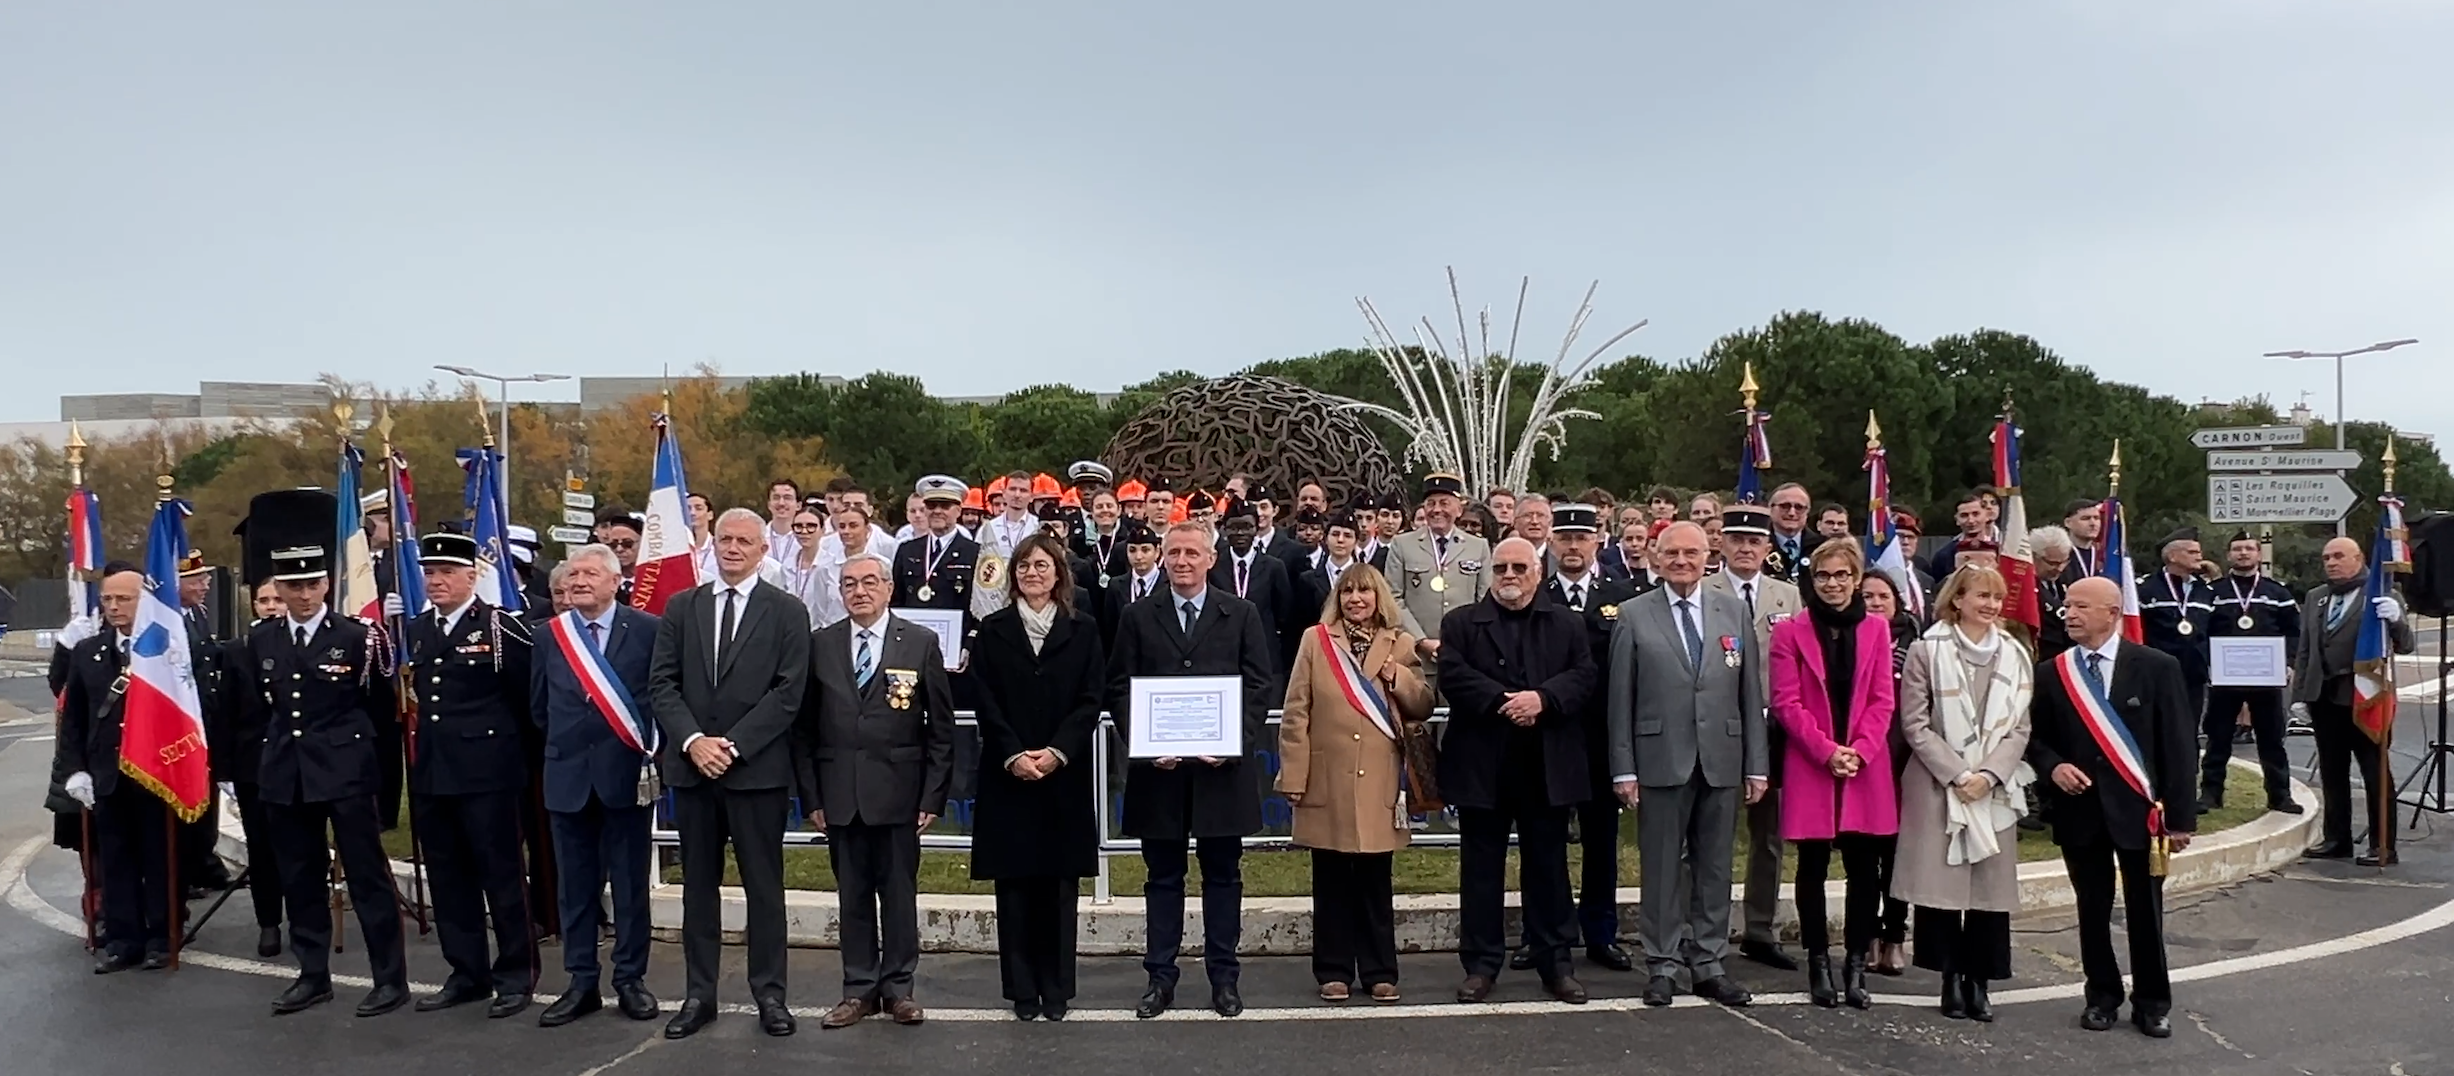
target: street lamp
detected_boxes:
[433,365,572,513]
[2262,338,2418,534]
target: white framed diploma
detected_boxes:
[891,607,966,671]
[2209,635,2288,687]
[1127,675,1244,759]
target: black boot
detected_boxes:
[1962,975,1994,1022]
[1939,972,1967,1019]
[1805,950,1837,1008]
[1841,952,1871,1010]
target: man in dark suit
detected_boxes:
[799,552,957,1028]
[2028,576,2200,1038]
[58,565,177,974]
[649,509,813,1039]
[1440,537,1599,1006]
[1107,521,1273,1019]
[531,544,663,1027]
[2293,536,2414,864]
[1212,505,1296,674]
[401,533,538,1019]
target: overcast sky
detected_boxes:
[4,1,2448,436]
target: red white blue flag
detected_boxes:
[2097,496,2144,643]
[66,486,103,622]
[122,496,211,821]
[630,413,698,615]
[1992,416,2039,632]
[2353,491,2406,743]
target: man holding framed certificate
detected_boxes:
[1107,521,1274,1020]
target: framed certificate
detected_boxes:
[2209,635,2288,688]
[1127,675,1244,758]
[891,607,966,671]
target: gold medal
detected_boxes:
[916,584,935,603]
[2237,615,2255,631]
[2176,620,2193,636]
[1429,575,1447,592]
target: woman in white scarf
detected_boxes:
[1891,565,2032,1023]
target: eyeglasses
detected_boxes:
[604,538,638,550]
[1811,569,1857,583]
[1492,563,1536,576]
[790,523,822,533]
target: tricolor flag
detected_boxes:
[2097,495,2145,643]
[457,446,525,613]
[1992,415,2039,633]
[120,496,210,821]
[629,413,698,615]
[1863,429,1913,610]
[2352,491,2407,743]
[1736,401,1773,504]
[66,486,103,623]
[336,443,381,620]
[384,447,429,664]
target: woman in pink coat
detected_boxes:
[1768,539,1899,1011]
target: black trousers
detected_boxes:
[993,877,1078,1005]
[2312,699,2397,849]
[231,781,284,929]
[523,788,560,939]
[1574,796,1622,948]
[2062,840,2170,1014]
[267,794,406,986]
[412,789,536,996]
[1140,836,1242,988]
[1872,835,1909,945]
[376,723,403,831]
[828,820,922,1002]
[1910,906,2011,981]
[1310,851,1397,987]
[177,792,227,886]
[1792,834,1885,954]
[673,784,788,1004]
[549,795,653,989]
[93,784,174,960]
[2202,686,2291,804]
[1460,802,1573,981]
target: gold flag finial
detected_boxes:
[2108,439,2124,497]
[2383,432,2399,490]
[1739,361,1759,409]
[65,420,88,487]
[375,405,396,444]
[1864,410,1883,449]
[475,391,495,446]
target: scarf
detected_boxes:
[1808,596,1866,740]
[1921,620,2034,866]
[1017,598,1058,655]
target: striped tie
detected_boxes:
[855,630,875,689]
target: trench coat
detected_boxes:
[1275,623,1434,854]
[1889,636,2032,913]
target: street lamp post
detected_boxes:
[2262,338,2418,534]
[433,365,572,515]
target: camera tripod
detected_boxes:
[2395,615,2453,818]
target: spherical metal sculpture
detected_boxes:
[1103,375,1399,501]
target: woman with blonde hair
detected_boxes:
[1892,565,2034,1022]
[1277,563,1434,1003]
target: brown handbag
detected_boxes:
[1400,719,1443,812]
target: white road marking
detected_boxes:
[8,835,2454,1023]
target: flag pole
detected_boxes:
[376,408,431,934]
[2378,435,2400,864]
[65,422,100,952]
[2107,438,2122,501]
[158,457,183,970]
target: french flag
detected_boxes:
[336,443,381,621]
[1992,416,2039,633]
[66,486,103,622]
[629,413,698,615]
[1863,428,1916,615]
[2352,492,2407,743]
[121,496,211,821]
[2097,495,2145,643]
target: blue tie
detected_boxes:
[585,621,603,654]
[855,630,875,689]
[1677,599,1704,673]
[2084,652,2106,692]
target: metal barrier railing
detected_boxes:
[649,709,1458,904]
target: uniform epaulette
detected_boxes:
[364,619,396,681]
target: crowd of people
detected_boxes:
[45,458,2413,1042]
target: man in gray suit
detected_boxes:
[800,552,957,1027]
[1702,504,1803,971]
[649,508,814,1040]
[2293,536,2413,866]
[1607,521,1768,1008]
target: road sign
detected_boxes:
[2207,449,2364,472]
[546,525,592,545]
[2206,474,2361,524]
[562,507,596,527]
[2191,425,2308,449]
[562,491,596,510]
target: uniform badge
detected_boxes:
[325,647,346,660]
[1600,604,1620,621]
[261,658,276,671]
[1460,559,1482,572]
[883,668,919,710]
[465,628,484,642]
[1720,634,1742,668]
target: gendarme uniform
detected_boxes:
[2198,530,2301,812]
[1382,473,1491,641]
[894,474,982,615]
[1538,503,1643,962]
[2136,526,2216,722]
[401,532,539,1015]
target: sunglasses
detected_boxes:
[1492,563,1536,576]
[604,538,638,550]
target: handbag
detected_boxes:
[1399,719,1443,812]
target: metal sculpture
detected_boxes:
[1102,374,1400,500]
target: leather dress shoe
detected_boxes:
[1587,943,1635,972]
[1642,975,1676,1007]
[1961,977,1993,1022]
[1210,983,1242,1018]
[2133,1010,2173,1038]
[615,982,659,1021]
[2195,793,2220,814]
[664,998,717,1039]
[416,982,489,1012]
[1692,975,1752,1007]
[488,993,532,1020]
[1545,975,1589,1005]
[1042,1002,1068,1021]
[140,949,173,971]
[271,975,334,1015]
[2268,799,2305,815]
[2358,847,2399,867]
[1013,1001,1041,1021]
[256,927,282,958]
[538,989,601,1027]
[1508,946,1537,971]
[2307,840,2355,860]
[356,983,410,1018]
[1455,975,1494,1004]
[1135,983,1174,1019]
[2079,1005,2117,1032]
[1739,940,1798,971]
[889,997,925,1026]
[821,997,877,1029]
[92,950,141,975]
[759,994,798,1036]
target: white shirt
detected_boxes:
[434,597,476,638]
[285,606,330,644]
[706,575,758,675]
[820,525,897,566]
[2076,634,2120,686]
[1320,555,1357,579]
[1228,552,1257,596]
[1555,569,1597,609]
[1125,569,1162,602]
[985,513,1040,559]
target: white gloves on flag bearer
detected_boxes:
[65,772,94,809]
[2374,596,2403,623]
[383,592,404,619]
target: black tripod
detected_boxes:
[2395,615,2453,818]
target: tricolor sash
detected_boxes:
[1316,625,1399,743]
[549,611,653,755]
[2053,647,2163,838]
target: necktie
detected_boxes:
[719,588,739,662]
[1235,559,1249,597]
[585,621,603,653]
[1134,578,1149,602]
[1677,599,1704,672]
[1436,535,1450,561]
[855,629,875,689]
[2084,651,2107,691]
[2326,591,2351,630]
[1568,582,1584,610]
[1181,600,1197,635]
[293,625,307,649]
[1741,580,1756,620]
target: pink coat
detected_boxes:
[1768,612,1899,840]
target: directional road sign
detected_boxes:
[562,491,596,510]
[562,507,595,527]
[2206,449,2365,472]
[546,525,592,545]
[2206,474,2361,524]
[2191,425,2308,449]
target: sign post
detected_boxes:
[2205,474,2360,525]
[2191,425,2309,450]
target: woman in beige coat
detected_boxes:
[1892,565,2033,1023]
[1277,564,1433,1003]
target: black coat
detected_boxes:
[1435,597,1599,810]
[1098,570,1165,651]
[2137,571,2216,685]
[231,612,395,806]
[402,600,534,797]
[56,634,133,798]
[1543,574,1642,790]
[968,605,1105,879]
[1106,586,1274,840]
[1210,549,1296,670]
[647,581,813,792]
[2026,640,2201,849]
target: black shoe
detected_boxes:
[1546,975,1589,1005]
[2017,814,2048,833]
[2196,794,2220,814]
[92,951,141,975]
[1940,973,1968,1019]
[2308,840,2355,860]
[1043,1002,1067,1021]
[415,982,489,1012]
[1455,975,1494,1003]
[664,998,716,1039]
[1841,953,1872,1010]
[1013,1001,1041,1021]
[1692,975,1752,1007]
[356,983,410,1018]
[1135,982,1173,1019]
[2133,1010,2172,1038]
[1806,951,1837,1008]
[538,989,601,1027]
[1739,940,1797,971]
[271,975,334,1014]
[2358,847,2399,867]
[488,994,531,1020]
[757,994,796,1037]
[2080,1005,2117,1032]
[2268,799,2305,815]
[1586,943,1635,972]
[1642,975,1676,1007]
[615,982,659,1021]
[1962,976,1993,1022]
[1211,982,1243,1018]
[140,949,173,971]
[255,927,282,958]
[1508,946,1536,971]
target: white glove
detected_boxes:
[57,613,101,650]
[2373,595,2404,623]
[382,592,404,618]
[65,772,95,809]
[217,782,236,806]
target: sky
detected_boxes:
[4,1,2450,435]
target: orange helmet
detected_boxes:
[961,487,987,512]
[986,475,1009,498]
[1168,498,1189,525]
[1030,472,1061,499]
[1116,478,1148,503]
[1059,487,1081,509]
